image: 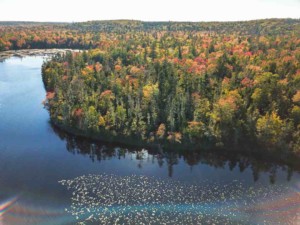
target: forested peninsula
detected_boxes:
[1,19,300,154]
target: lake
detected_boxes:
[0,56,300,224]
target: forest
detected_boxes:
[1,19,300,153]
[1,19,299,51]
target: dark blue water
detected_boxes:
[0,56,300,225]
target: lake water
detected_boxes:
[0,56,300,224]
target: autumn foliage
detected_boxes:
[20,19,299,153]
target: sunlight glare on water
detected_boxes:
[59,174,300,225]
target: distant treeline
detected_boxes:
[0,19,300,51]
[69,19,300,35]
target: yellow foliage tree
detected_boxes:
[256,112,285,146]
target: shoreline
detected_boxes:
[51,120,166,151]
[51,119,300,170]
[0,49,81,61]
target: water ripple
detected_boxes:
[59,174,300,224]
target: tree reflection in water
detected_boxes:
[52,125,298,184]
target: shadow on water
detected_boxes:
[51,124,298,184]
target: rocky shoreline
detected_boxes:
[0,49,81,61]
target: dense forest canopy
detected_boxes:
[2,19,300,153]
[1,19,299,51]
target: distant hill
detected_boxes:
[67,18,300,35]
[0,19,299,35]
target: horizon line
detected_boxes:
[0,17,300,24]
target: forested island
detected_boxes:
[1,19,300,154]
